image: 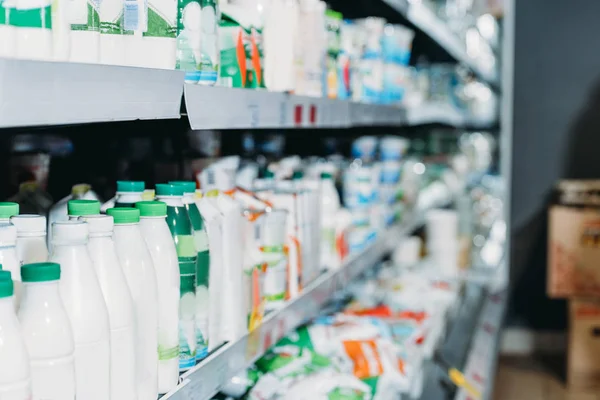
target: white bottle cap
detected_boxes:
[52,220,89,245]
[10,215,47,236]
[80,215,113,236]
[0,224,17,246]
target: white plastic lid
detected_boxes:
[52,220,88,245]
[80,215,113,236]
[0,224,17,246]
[10,215,46,236]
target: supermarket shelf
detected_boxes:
[162,211,427,400]
[382,0,498,87]
[0,58,185,128]
[184,84,406,129]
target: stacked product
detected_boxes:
[381,24,414,104]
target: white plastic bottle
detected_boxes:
[69,0,100,63]
[0,271,32,399]
[49,220,110,400]
[10,215,49,265]
[99,0,126,65]
[107,207,159,400]
[135,201,179,394]
[115,181,145,207]
[0,0,17,58]
[13,0,52,60]
[319,172,341,269]
[0,224,23,310]
[18,262,76,400]
[81,214,137,400]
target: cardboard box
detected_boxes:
[548,205,600,298]
[569,299,600,389]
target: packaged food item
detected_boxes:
[135,201,180,391]
[218,5,252,88]
[141,0,177,69]
[69,0,100,63]
[381,24,413,66]
[19,262,76,400]
[263,0,298,92]
[357,17,385,103]
[324,9,342,99]
[0,273,32,399]
[320,172,341,269]
[50,220,111,400]
[81,215,137,400]
[107,208,159,399]
[176,0,202,82]
[11,214,48,265]
[198,0,219,85]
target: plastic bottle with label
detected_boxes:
[107,207,159,400]
[176,0,202,83]
[169,181,210,361]
[99,0,126,65]
[115,181,145,207]
[0,224,22,311]
[13,0,53,60]
[18,262,76,400]
[0,271,32,400]
[69,0,101,63]
[11,215,48,265]
[49,220,110,400]
[319,172,341,269]
[155,184,204,365]
[135,201,180,392]
[198,0,218,85]
[81,214,137,400]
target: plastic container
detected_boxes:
[261,209,288,311]
[136,201,180,392]
[169,181,210,361]
[107,207,159,399]
[18,262,76,400]
[0,224,22,310]
[0,273,32,399]
[11,214,48,265]
[175,0,202,83]
[14,0,53,61]
[69,0,100,63]
[140,0,177,69]
[49,220,110,400]
[115,181,145,208]
[81,214,137,400]
[381,24,414,65]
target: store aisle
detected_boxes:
[493,356,600,400]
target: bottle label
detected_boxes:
[197,0,218,84]
[179,268,197,370]
[261,246,287,310]
[195,248,209,359]
[9,5,51,28]
[122,0,138,31]
[143,0,175,38]
[71,0,100,31]
[176,0,201,82]
[99,0,123,34]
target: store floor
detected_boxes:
[493,356,599,399]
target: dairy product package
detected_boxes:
[0,224,22,310]
[324,9,341,99]
[218,5,252,88]
[337,19,356,100]
[0,0,17,58]
[382,63,410,105]
[139,0,177,69]
[198,0,219,85]
[47,184,100,250]
[14,0,53,61]
[69,0,100,63]
[263,0,298,92]
[381,24,413,66]
[300,177,322,282]
[294,0,326,97]
[99,0,126,65]
[357,17,385,103]
[176,0,202,83]
[240,209,267,326]
[11,214,48,265]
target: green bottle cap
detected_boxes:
[264,170,275,179]
[136,201,167,217]
[67,200,100,216]
[106,208,140,224]
[0,275,13,298]
[155,184,184,197]
[0,202,19,219]
[0,270,10,280]
[169,181,196,194]
[117,181,145,193]
[292,171,304,180]
[21,262,60,282]
[320,172,333,179]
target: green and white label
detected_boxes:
[198,0,218,84]
[179,257,197,370]
[262,245,286,308]
[10,5,51,28]
[176,0,201,81]
[71,0,100,31]
[143,0,175,38]
[99,0,123,34]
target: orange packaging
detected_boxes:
[568,298,600,389]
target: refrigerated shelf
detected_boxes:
[161,208,432,400]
